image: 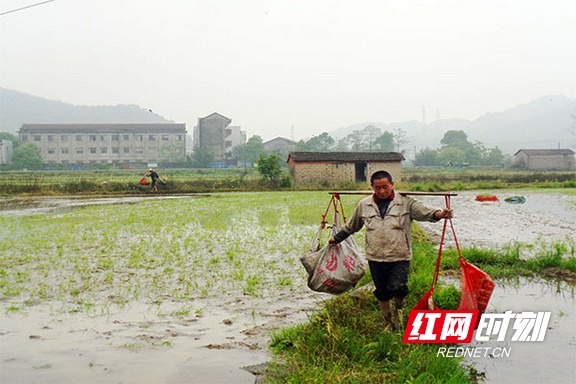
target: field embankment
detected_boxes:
[0,168,574,195]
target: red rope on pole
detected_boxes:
[333,193,348,223]
[430,194,455,290]
[431,212,447,290]
[332,193,339,224]
[320,194,335,229]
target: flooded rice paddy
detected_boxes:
[0,190,574,383]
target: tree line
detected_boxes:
[1,126,507,171]
[282,126,505,167]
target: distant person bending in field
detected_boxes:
[329,170,452,330]
[145,168,160,192]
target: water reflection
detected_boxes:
[0,195,190,216]
[469,278,575,383]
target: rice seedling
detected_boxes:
[1,190,574,382]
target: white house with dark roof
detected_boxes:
[287,152,405,186]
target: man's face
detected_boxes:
[372,177,394,200]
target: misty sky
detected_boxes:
[1,0,575,141]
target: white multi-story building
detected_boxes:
[18,123,186,166]
[0,139,14,164]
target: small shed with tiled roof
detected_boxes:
[513,149,575,170]
[287,151,405,186]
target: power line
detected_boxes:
[0,0,56,17]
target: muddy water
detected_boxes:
[470,279,576,383]
[0,292,323,384]
[1,191,575,383]
[0,306,261,383]
[0,195,188,217]
[417,190,576,252]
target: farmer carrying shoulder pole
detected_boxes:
[145,168,160,192]
[328,170,452,330]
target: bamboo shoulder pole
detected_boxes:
[328,191,458,197]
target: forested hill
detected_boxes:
[0,87,171,134]
[2,86,575,155]
[330,95,576,154]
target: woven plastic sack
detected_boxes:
[300,214,366,295]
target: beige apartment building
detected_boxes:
[18,123,187,167]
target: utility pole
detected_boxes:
[422,106,427,125]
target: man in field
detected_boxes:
[329,170,452,330]
[145,168,160,192]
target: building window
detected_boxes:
[135,147,144,154]
[21,135,28,142]
[123,147,130,153]
[101,147,108,154]
[34,135,41,141]
[176,135,183,141]
[100,135,106,141]
[61,135,68,142]
[76,135,82,141]
[61,148,69,154]
[90,148,97,154]
[162,135,169,141]
[47,148,56,154]
[90,135,97,141]
[112,134,119,141]
[76,148,84,154]
[149,134,157,141]
[123,134,129,141]
[112,147,119,154]
[47,135,53,142]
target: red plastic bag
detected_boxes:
[412,196,495,319]
[139,177,150,185]
[413,289,438,310]
[413,260,495,314]
[459,259,495,313]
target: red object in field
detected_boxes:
[413,289,438,310]
[412,196,495,321]
[139,177,150,185]
[475,194,499,202]
[459,259,495,313]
